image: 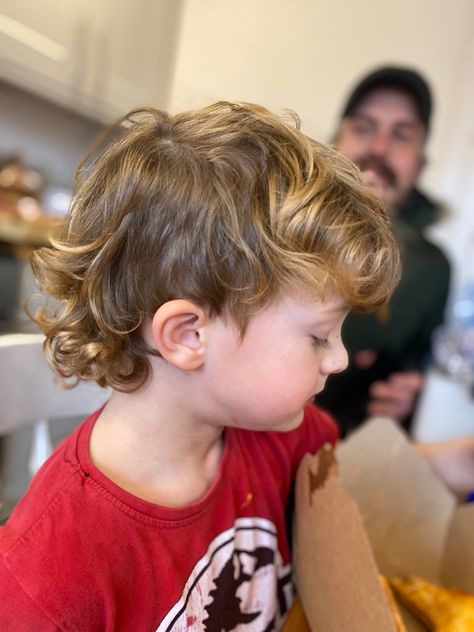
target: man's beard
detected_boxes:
[356,155,397,187]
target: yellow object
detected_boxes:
[281,597,311,632]
[380,576,408,632]
[389,576,474,631]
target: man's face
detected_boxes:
[335,88,426,211]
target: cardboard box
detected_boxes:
[293,418,474,631]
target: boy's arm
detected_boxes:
[0,559,61,631]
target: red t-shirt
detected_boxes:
[0,405,338,631]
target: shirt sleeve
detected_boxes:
[0,558,62,631]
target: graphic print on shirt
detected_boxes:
[157,517,292,631]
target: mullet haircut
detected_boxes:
[32,102,400,390]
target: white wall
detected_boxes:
[169,0,474,299]
[169,0,471,183]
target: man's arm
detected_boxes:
[366,371,424,421]
[416,436,474,498]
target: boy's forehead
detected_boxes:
[310,300,349,321]
[290,285,348,308]
[272,289,349,317]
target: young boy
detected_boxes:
[0,102,399,631]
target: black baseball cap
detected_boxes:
[341,66,433,132]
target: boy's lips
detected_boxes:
[306,385,325,405]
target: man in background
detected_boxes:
[317,66,451,435]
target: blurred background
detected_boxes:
[1,0,473,314]
[0,0,473,504]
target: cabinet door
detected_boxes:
[0,0,182,122]
[0,2,84,110]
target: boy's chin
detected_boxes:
[271,410,307,433]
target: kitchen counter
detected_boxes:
[0,215,63,249]
[0,215,63,324]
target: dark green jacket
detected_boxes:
[317,190,451,434]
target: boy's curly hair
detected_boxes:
[31,102,400,391]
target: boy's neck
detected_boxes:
[89,385,225,508]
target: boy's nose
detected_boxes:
[322,344,348,376]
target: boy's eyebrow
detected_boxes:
[313,304,349,320]
[329,301,350,313]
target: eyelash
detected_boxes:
[311,336,330,349]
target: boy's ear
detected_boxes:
[151,300,209,370]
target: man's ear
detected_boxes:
[151,300,208,370]
[419,153,427,173]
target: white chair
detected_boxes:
[0,333,111,506]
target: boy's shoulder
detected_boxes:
[0,404,337,542]
[0,414,98,629]
[0,416,89,549]
[0,404,337,631]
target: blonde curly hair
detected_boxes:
[31,102,400,391]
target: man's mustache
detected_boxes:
[356,156,397,187]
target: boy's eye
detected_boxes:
[311,336,330,349]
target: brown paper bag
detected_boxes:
[293,444,397,631]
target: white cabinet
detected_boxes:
[0,1,183,122]
[0,2,79,111]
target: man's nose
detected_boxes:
[368,130,391,157]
